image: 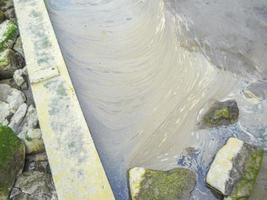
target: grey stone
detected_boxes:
[9,171,58,200]
[9,103,27,132]
[18,129,45,155]
[24,153,50,173]
[243,81,267,103]
[13,67,27,88]
[21,105,38,132]
[0,100,11,125]
[0,49,23,79]
[0,125,25,200]
[129,167,196,200]
[0,10,6,23]
[0,84,26,113]
[13,37,24,56]
[206,138,264,199]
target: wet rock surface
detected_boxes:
[0,1,56,199]
[206,137,264,199]
[129,167,196,200]
[0,125,25,200]
[202,100,239,128]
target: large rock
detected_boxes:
[202,100,239,128]
[0,124,25,200]
[9,171,58,200]
[129,167,196,200]
[0,20,17,51]
[0,49,24,79]
[206,137,264,199]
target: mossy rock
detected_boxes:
[0,124,25,200]
[0,20,18,51]
[0,10,5,24]
[129,167,196,200]
[202,100,239,127]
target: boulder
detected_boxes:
[206,137,264,199]
[18,129,45,155]
[9,103,27,132]
[0,100,11,125]
[202,100,239,128]
[9,171,58,200]
[0,124,25,200]
[129,167,196,200]
[0,20,18,51]
[0,48,24,79]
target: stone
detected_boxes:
[206,137,264,199]
[0,49,23,79]
[129,167,196,200]
[24,153,50,173]
[0,124,25,200]
[13,36,24,56]
[0,20,18,51]
[18,129,45,154]
[9,171,58,200]
[13,67,27,88]
[0,84,26,113]
[4,7,15,19]
[9,103,27,132]
[202,100,239,128]
[0,0,13,11]
[21,105,38,132]
[0,100,11,125]
[0,10,6,23]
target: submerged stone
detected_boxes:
[0,124,25,200]
[0,20,17,51]
[206,137,264,199]
[202,100,239,128]
[129,167,196,200]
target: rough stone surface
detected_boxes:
[243,81,267,103]
[0,20,17,51]
[13,37,23,56]
[129,167,196,200]
[0,100,11,125]
[202,100,239,128]
[0,10,5,24]
[13,67,27,88]
[9,172,58,200]
[21,105,38,132]
[0,49,23,79]
[206,138,264,199]
[18,129,45,155]
[9,103,27,132]
[0,124,25,200]
[0,84,26,113]
[24,153,50,173]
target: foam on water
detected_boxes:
[45,0,267,199]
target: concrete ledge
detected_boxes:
[13,0,115,199]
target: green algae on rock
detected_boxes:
[0,20,18,51]
[129,167,196,200]
[0,124,25,200]
[206,138,264,200]
[202,100,239,128]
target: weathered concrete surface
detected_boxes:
[13,0,114,199]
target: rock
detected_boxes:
[0,20,18,51]
[206,137,264,199]
[4,7,15,19]
[9,103,27,132]
[9,171,58,200]
[0,84,26,113]
[0,124,25,200]
[0,49,24,79]
[20,105,38,132]
[0,10,6,23]
[243,81,267,103]
[0,100,11,125]
[13,37,24,56]
[129,167,196,200]
[13,67,27,88]
[24,153,50,173]
[202,100,239,128]
[0,0,13,11]
[18,129,45,154]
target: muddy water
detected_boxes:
[45,0,267,199]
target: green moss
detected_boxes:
[0,124,25,199]
[0,20,18,51]
[230,148,264,200]
[130,168,196,200]
[203,100,239,127]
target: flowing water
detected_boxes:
[45,0,267,199]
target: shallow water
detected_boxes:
[45,0,267,199]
